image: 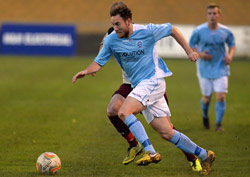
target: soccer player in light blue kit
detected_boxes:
[189,3,236,131]
[102,27,201,171]
[73,2,215,175]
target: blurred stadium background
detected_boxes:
[0,0,249,57]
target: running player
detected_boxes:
[73,2,215,175]
[103,27,201,171]
[189,3,236,131]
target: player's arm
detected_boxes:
[189,27,212,61]
[171,27,199,62]
[224,46,236,65]
[72,61,102,83]
[73,27,113,83]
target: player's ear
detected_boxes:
[127,18,132,26]
[218,11,222,17]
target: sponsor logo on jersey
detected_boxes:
[117,49,144,58]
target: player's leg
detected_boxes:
[215,92,226,131]
[118,96,161,166]
[107,84,142,164]
[150,116,215,175]
[198,75,213,129]
[143,95,213,174]
[119,78,165,153]
[173,126,202,171]
[150,116,206,159]
[107,94,138,147]
[201,95,212,129]
[164,92,200,171]
[214,76,228,131]
[142,96,202,171]
[118,96,154,151]
[118,78,166,165]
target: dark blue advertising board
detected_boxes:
[0,23,76,56]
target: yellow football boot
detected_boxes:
[190,158,202,172]
[122,143,143,165]
[201,150,216,175]
[136,151,161,166]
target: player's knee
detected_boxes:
[203,96,211,104]
[217,97,224,102]
[159,128,174,141]
[118,109,128,121]
[216,94,226,102]
[159,132,173,141]
[107,104,120,116]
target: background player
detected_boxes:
[189,3,236,131]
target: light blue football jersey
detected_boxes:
[95,23,173,88]
[189,22,235,79]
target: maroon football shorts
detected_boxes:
[113,84,133,98]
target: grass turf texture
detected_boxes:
[0,56,249,177]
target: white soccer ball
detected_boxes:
[36,152,61,175]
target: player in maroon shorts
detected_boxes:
[102,27,202,171]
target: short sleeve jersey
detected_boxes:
[189,22,235,79]
[95,23,173,87]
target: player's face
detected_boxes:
[206,7,221,25]
[111,14,130,38]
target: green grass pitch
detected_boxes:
[0,56,249,177]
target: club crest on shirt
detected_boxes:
[137,41,143,48]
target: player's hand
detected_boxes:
[72,70,88,83]
[223,56,232,65]
[200,51,212,61]
[188,51,199,62]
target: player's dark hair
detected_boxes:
[110,1,132,20]
[207,3,221,13]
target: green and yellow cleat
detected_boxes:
[201,150,216,175]
[136,151,161,166]
[190,158,202,172]
[123,143,143,165]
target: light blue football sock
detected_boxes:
[215,101,226,125]
[201,98,210,119]
[124,114,155,153]
[170,130,208,161]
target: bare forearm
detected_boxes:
[171,27,199,62]
[84,61,102,75]
[223,46,236,65]
[72,61,102,83]
[191,48,199,54]
[171,27,193,55]
[228,46,236,60]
